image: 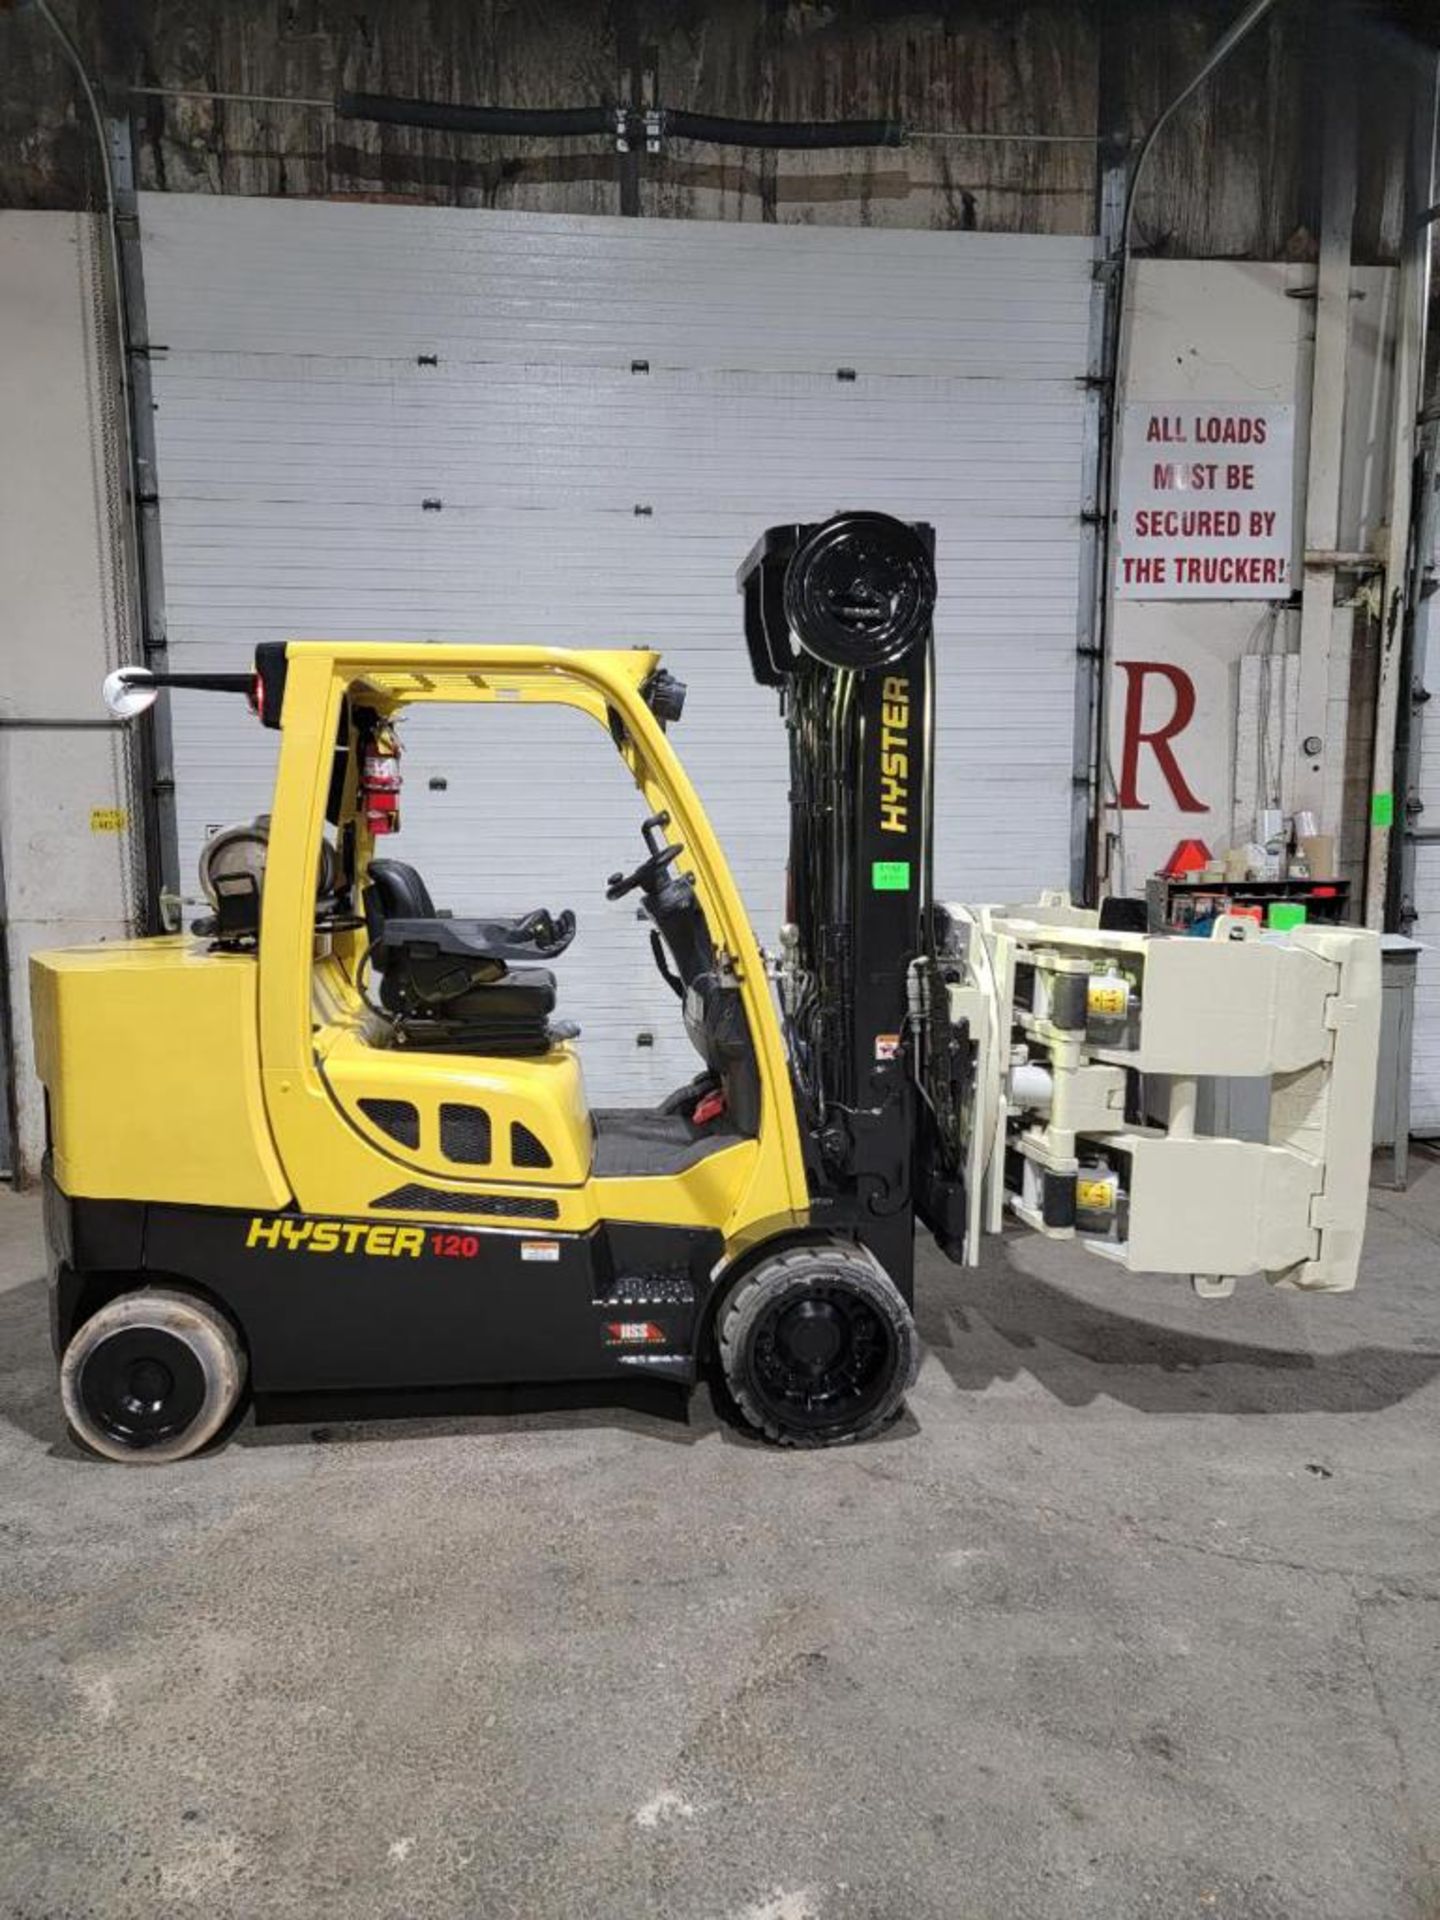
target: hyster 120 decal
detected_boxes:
[245,1218,445,1259]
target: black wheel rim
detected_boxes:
[77,1327,208,1451]
[746,1281,898,1434]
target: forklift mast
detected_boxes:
[739,513,964,1299]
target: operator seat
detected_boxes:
[362,858,575,1057]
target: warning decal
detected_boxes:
[1116,403,1295,600]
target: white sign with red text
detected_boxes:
[1108,615,1234,883]
[1116,402,1295,599]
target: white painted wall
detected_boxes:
[0,212,135,1182]
[0,218,1406,1176]
[1106,260,1395,892]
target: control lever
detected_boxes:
[606,811,683,900]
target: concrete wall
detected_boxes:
[0,212,136,1181]
[0,1,1418,262]
[1105,258,1396,892]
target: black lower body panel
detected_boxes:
[44,1170,723,1400]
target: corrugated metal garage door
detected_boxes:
[140,193,1095,1103]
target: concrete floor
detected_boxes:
[1,1171,1438,1920]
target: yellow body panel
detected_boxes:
[318,1024,594,1186]
[30,938,290,1208]
[31,644,809,1259]
[253,643,810,1251]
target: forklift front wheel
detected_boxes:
[60,1288,248,1465]
[718,1245,918,1448]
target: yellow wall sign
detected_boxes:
[89,808,128,833]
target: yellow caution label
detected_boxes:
[1088,982,1127,1016]
[89,807,128,833]
[1077,1177,1117,1212]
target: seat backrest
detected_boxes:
[366,859,436,922]
[363,859,440,969]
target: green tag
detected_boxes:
[1371,791,1394,828]
[872,860,911,892]
[1268,901,1307,931]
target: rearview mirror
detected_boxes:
[102,668,159,720]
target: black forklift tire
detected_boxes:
[717,1244,919,1448]
[60,1288,247,1466]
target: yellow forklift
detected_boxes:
[31,516,1382,1462]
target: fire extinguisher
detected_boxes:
[362,724,403,836]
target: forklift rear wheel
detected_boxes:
[61,1289,247,1465]
[718,1245,918,1447]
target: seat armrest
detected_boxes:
[376,911,574,967]
[377,916,502,965]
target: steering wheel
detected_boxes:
[606,812,683,901]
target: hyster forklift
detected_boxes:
[32,515,1382,1463]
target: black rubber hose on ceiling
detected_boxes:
[337,94,906,150]
[337,94,614,138]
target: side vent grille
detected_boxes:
[511,1122,553,1170]
[372,1185,559,1221]
[359,1098,419,1149]
[440,1103,492,1165]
